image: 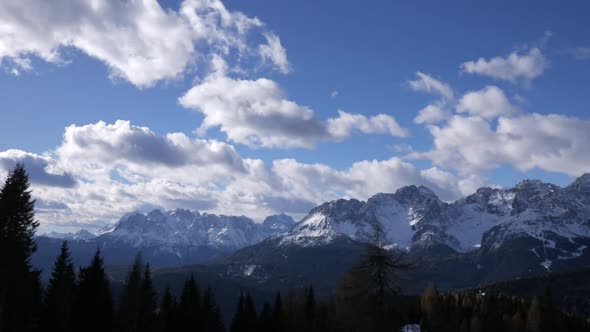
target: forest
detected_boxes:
[2,163,589,332]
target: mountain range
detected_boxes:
[34,174,590,293]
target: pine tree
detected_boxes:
[138,264,158,332]
[117,254,145,332]
[0,162,41,332]
[158,286,177,332]
[271,292,286,332]
[41,240,77,332]
[202,286,225,332]
[230,292,246,332]
[258,302,273,332]
[243,293,258,331]
[304,286,316,331]
[74,249,113,332]
[178,274,201,330]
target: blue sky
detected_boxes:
[0,0,589,232]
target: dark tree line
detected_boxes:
[1,163,589,332]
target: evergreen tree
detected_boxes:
[178,274,201,330]
[271,292,286,332]
[243,293,258,331]
[230,292,257,332]
[0,163,41,332]
[258,302,273,332]
[202,286,225,332]
[138,264,158,332]
[158,286,177,332]
[117,254,145,332]
[41,240,77,332]
[304,286,316,331]
[74,249,113,332]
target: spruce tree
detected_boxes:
[138,264,158,332]
[41,240,77,332]
[202,286,225,332]
[304,286,316,331]
[158,286,177,332]
[230,292,246,332]
[75,249,113,332]
[271,292,286,332]
[0,162,41,332]
[178,274,201,330]
[117,254,145,332]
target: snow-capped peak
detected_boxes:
[280,177,590,255]
[101,209,295,251]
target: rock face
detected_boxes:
[280,176,590,260]
[33,210,295,279]
[36,175,590,289]
[101,209,294,251]
[217,175,590,292]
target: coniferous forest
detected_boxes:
[1,164,590,332]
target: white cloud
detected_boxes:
[330,90,339,99]
[408,72,454,100]
[0,150,76,188]
[411,113,590,176]
[0,0,280,87]
[457,86,519,119]
[414,103,450,124]
[0,120,470,231]
[179,70,327,148]
[461,48,549,83]
[180,68,408,148]
[258,33,291,74]
[327,110,408,139]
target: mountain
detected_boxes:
[33,209,295,279]
[214,174,590,293]
[42,229,96,241]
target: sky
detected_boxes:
[0,0,589,233]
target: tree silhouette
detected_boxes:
[117,254,145,332]
[74,249,113,332]
[0,162,41,332]
[41,240,77,332]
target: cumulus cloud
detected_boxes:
[0,120,472,230]
[0,0,284,87]
[457,86,519,119]
[411,113,590,176]
[414,103,450,124]
[258,33,291,74]
[461,48,549,83]
[180,68,407,148]
[56,120,245,172]
[327,110,408,139]
[408,72,454,100]
[0,150,76,188]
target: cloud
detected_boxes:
[461,48,549,83]
[180,67,407,149]
[327,110,408,139]
[408,72,454,100]
[0,120,472,230]
[411,113,590,176]
[258,32,291,74]
[571,47,590,60]
[414,103,450,124]
[0,150,76,188]
[0,0,279,87]
[56,120,245,172]
[330,90,339,99]
[456,86,519,119]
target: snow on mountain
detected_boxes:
[42,229,96,241]
[279,175,590,261]
[99,209,295,251]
